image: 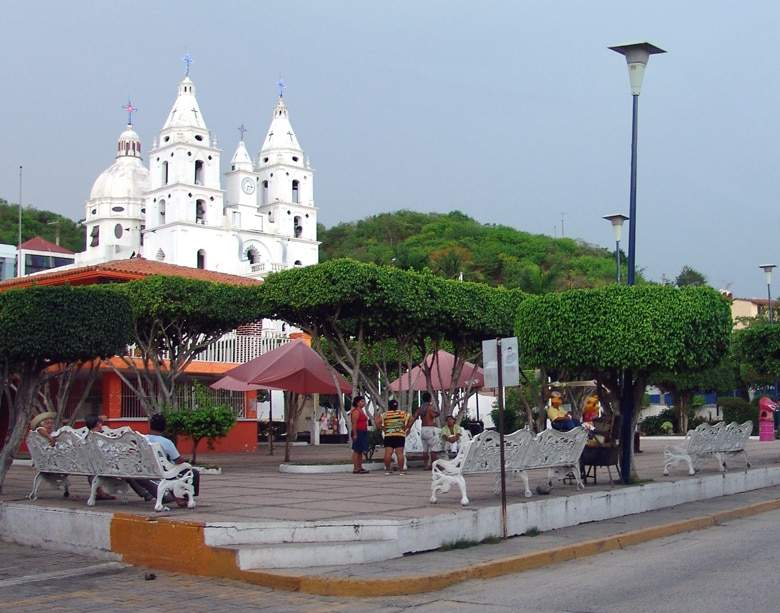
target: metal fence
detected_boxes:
[120,379,247,419]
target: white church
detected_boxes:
[78,69,318,277]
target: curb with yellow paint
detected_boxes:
[108,497,780,597]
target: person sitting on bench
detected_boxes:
[547,391,581,432]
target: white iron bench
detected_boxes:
[430,426,588,505]
[663,420,752,476]
[26,426,197,511]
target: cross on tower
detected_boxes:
[191,107,199,121]
[122,100,137,125]
[183,52,193,76]
[277,77,286,98]
[238,124,247,141]
[287,130,294,142]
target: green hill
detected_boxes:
[0,199,84,253]
[318,210,626,292]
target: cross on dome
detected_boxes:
[277,77,286,98]
[183,52,193,76]
[122,100,137,125]
[238,123,247,141]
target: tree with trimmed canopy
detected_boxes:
[261,259,522,419]
[110,276,262,416]
[0,285,132,491]
[515,285,732,479]
[732,322,780,386]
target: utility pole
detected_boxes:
[560,212,566,237]
[17,165,23,277]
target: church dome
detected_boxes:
[89,124,149,200]
[89,158,149,200]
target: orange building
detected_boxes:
[0,257,284,454]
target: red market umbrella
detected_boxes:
[213,340,352,395]
[210,376,270,392]
[388,350,483,392]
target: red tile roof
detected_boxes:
[0,257,261,291]
[19,236,75,255]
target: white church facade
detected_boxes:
[78,71,319,279]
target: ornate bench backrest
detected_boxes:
[714,421,752,452]
[86,429,164,479]
[461,428,534,474]
[27,427,93,475]
[521,427,589,469]
[686,422,723,456]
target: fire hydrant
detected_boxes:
[758,396,777,442]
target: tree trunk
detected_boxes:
[191,437,201,464]
[284,392,292,463]
[0,375,37,493]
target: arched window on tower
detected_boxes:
[292,180,300,204]
[195,199,206,224]
[156,248,165,261]
[293,216,303,238]
[89,225,100,247]
[158,200,166,225]
[196,249,206,269]
[261,180,269,206]
[194,160,204,186]
[246,247,259,265]
[162,161,169,185]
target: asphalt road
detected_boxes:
[2,508,779,612]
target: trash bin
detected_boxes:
[758,396,776,442]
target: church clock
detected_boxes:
[241,177,256,194]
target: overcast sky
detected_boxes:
[1,1,777,296]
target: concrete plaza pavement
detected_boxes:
[2,437,779,525]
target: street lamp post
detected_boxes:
[609,41,666,484]
[603,214,629,283]
[760,264,777,401]
[760,264,776,323]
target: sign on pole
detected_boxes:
[482,337,520,388]
[481,336,520,540]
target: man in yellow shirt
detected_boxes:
[376,399,411,475]
[547,391,581,432]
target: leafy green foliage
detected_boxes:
[0,199,84,253]
[110,276,263,414]
[516,285,731,478]
[318,210,628,291]
[718,397,759,435]
[163,382,237,463]
[732,323,780,382]
[0,285,132,491]
[515,285,732,374]
[261,259,524,414]
[0,285,131,366]
[675,266,708,287]
[490,402,522,433]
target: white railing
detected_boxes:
[126,331,292,365]
[250,262,288,274]
[193,331,290,363]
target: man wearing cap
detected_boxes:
[30,412,58,446]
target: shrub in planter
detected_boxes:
[717,397,758,435]
[163,383,237,463]
[660,421,674,435]
[640,408,678,435]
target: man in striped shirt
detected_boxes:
[376,399,411,475]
